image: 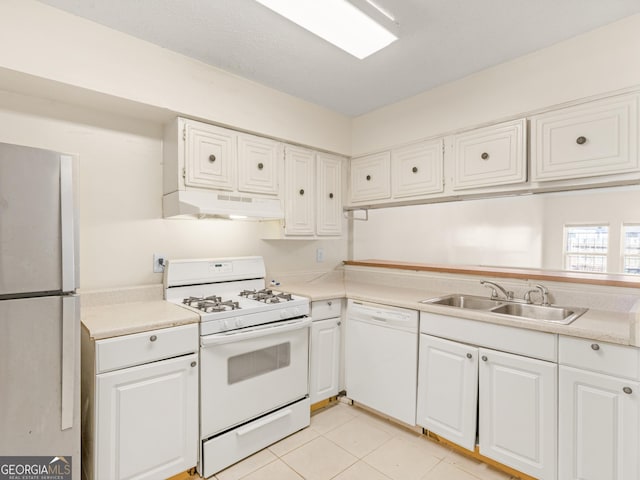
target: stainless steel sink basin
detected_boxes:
[421,293,587,325]
[421,294,503,310]
[489,302,587,325]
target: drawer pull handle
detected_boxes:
[466,353,472,359]
[366,175,371,181]
[257,162,264,170]
[329,192,334,199]
[591,343,600,351]
[576,136,587,145]
[208,154,216,162]
[623,387,633,394]
[412,166,418,173]
[299,189,305,196]
[149,335,157,342]
[481,355,488,362]
[481,152,489,160]
[191,361,197,368]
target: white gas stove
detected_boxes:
[164,256,310,335]
[163,256,311,478]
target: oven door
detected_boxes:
[200,317,311,438]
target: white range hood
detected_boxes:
[163,190,284,220]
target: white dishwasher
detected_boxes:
[345,299,419,425]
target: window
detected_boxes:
[564,225,609,272]
[622,224,640,275]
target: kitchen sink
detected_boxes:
[422,294,503,310]
[421,294,587,325]
[489,302,587,325]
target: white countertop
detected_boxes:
[82,300,199,340]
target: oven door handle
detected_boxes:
[201,317,311,347]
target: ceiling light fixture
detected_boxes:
[254,0,397,59]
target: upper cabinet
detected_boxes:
[392,139,444,198]
[531,92,640,182]
[316,153,343,236]
[284,145,316,236]
[237,133,281,195]
[452,118,527,190]
[184,121,236,191]
[349,151,391,204]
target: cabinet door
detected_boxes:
[531,93,639,182]
[559,366,639,480]
[416,334,478,451]
[316,153,343,236]
[237,133,280,195]
[310,318,341,404]
[95,354,198,480]
[452,118,527,190]
[392,139,444,198]
[349,152,391,203]
[284,146,315,235]
[479,348,557,480]
[184,121,235,190]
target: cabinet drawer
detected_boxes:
[452,118,527,190]
[96,323,199,374]
[311,299,342,320]
[559,335,640,380]
[420,312,557,362]
[531,93,639,182]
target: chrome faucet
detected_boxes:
[480,280,514,300]
[523,284,550,306]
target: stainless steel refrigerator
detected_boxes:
[0,142,80,479]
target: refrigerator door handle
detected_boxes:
[61,295,77,430]
[60,154,78,292]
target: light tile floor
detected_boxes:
[208,402,521,480]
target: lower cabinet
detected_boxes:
[558,335,640,480]
[309,317,341,404]
[417,321,558,480]
[82,323,199,480]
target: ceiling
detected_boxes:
[37,0,640,117]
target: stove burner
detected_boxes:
[239,289,293,303]
[182,296,240,312]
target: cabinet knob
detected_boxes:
[327,301,332,306]
[366,175,371,181]
[208,154,216,163]
[591,343,600,351]
[466,353,472,359]
[191,361,197,368]
[576,136,587,145]
[149,335,157,342]
[481,355,488,362]
[299,189,305,196]
[412,166,418,173]
[329,193,334,199]
[337,321,342,326]
[257,162,264,170]
[481,152,489,160]
[623,386,633,394]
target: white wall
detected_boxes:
[0,92,347,290]
[351,13,640,272]
[0,0,351,155]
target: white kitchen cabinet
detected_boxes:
[184,120,236,191]
[419,312,557,479]
[452,118,527,190]
[82,324,199,480]
[316,153,343,236]
[237,133,280,196]
[478,348,557,480]
[349,151,391,203]
[392,139,444,198]
[310,299,342,404]
[416,334,478,450]
[284,145,316,235]
[558,336,640,480]
[531,92,640,182]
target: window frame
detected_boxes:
[621,223,640,275]
[563,223,609,273]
